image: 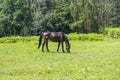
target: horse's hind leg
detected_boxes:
[42,42,45,52]
[57,42,60,52]
[61,42,65,53]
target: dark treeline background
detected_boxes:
[0,0,119,36]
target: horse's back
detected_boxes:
[49,32,64,42]
[51,32,64,36]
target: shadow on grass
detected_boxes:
[39,51,75,54]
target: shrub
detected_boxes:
[67,33,104,41]
[0,36,38,43]
[0,33,104,43]
[103,28,120,38]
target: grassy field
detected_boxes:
[0,39,120,80]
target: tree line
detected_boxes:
[0,0,119,36]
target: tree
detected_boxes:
[0,0,33,36]
[109,0,120,27]
[32,0,72,34]
[69,0,102,33]
[0,0,119,36]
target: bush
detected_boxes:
[0,33,104,43]
[67,33,104,41]
[0,36,38,43]
[103,28,120,38]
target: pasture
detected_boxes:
[0,37,120,80]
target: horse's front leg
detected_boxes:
[57,42,60,52]
[61,42,65,53]
[46,41,49,52]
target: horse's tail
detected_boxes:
[38,32,43,49]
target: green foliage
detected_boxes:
[32,10,54,33]
[69,0,102,33]
[0,33,105,43]
[109,0,120,27]
[32,1,72,34]
[68,33,104,41]
[103,28,120,38]
[0,0,120,36]
[0,36,38,43]
[52,4,72,33]
[0,0,33,36]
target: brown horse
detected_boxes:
[38,32,70,53]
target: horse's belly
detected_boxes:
[50,38,62,42]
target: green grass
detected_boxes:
[0,40,120,80]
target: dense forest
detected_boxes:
[0,0,119,36]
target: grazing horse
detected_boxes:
[38,32,70,53]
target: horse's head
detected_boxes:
[63,34,71,53]
[66,43,70,53]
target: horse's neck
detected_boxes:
[64,35,69,45]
